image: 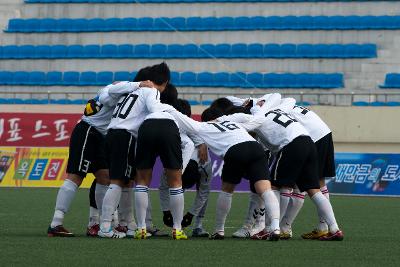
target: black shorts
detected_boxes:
[315,133,336,180]
[105,129,136,183]
[136,119,183,170]
[66,121,107,178]
[270,136,320,192]
[222,141,269,192]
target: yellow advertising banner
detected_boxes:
[0,147,94,188]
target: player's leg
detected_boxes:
[87,178,100,237]
[211,182,235,240]
[281,187,305,238]
[159,171,173,227]
[145,194,168,237]
[232,193,263,238]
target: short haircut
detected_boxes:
[160,83,178,105]
[175,98,191,117]
[226,105,251,115]
[133,62,170,85]
[201,107,224,122]
[210,98,234,113]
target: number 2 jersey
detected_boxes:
[81,81,141,136]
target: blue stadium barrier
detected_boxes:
[380,73,400,88]
[79,71,97,85]
[352,101,369,106]
[6,16,400,32]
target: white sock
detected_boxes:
[100,184,122,232]
[261,190,280,231]
[311,191,339,233]
[318,185,330,231]
[169,187,185,230]
[214,191,232,234]
[281,189,305,232]
[146,194,153,229]
[280,188,292,221]
[51,179,78,228]
[119,187,135,230]
[252,194,266,230]
[243,193,259,227]
[134,185,148,229]
[95,183,108,217]
[88,207,99,227]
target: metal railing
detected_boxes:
[1,90,400,106]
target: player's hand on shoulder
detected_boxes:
[139,80,155,88]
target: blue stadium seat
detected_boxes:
[314,44,330,58]
[264,44,280,58]
[182,44,198,58]
[167,44,183,58]
[69,19,88,32]
[0,98,9,104]
[297,101,311,106]
[201,100,213,106]
[7,19,25,32]
[170,72,180,84]
[188,100,200,106]
[281,16,298,30]
[27,71,46,85]
[296,16,313,30]
[12,71,30,85]
[360,44,377,58]
[55,18,73,32]
[46,71,63,85]
[280,43,296,58]
[370,101,386,106]
[153,17,171,31]
[344,44,361,58]
[234,16,251,30]
[250,16,266,30]
[263,73,281,87]
[10,98,25,104]
[169,17,185,30]
[198,44,215,58]
[197,72,214,87]
[217,17,234,30]
[231,43,247,58]
[101,44,118,58]
[39,18,57,32]
[97,71,113,85]
[382,73,400,88]
[312,16,331,30]
[63,71,80,85]
[186,17,202,31]
[279,73,296,88]
[105,18,122,31]
[117,44,134,58]
[35,45,52,59]
[131,71,137,80]
[215,43,231,58]
[67,45,84,58]
[150,44,167,58]
[0,71,13,85]
[247,72,263,88]
[3,45,19,59]
[87,18,106,31]
[22,19,41,32]
[324,73,343,88]
[295,73,313,88]
[296,44,314,58]
[179,72,197,86]
[83,45,101,58]
[353,101,369,106]
[121,18,137,31]
[71,99,86,105]
[386,101,400,106]
[51,45,68,58]
[18,45,36,59]
[247,43,263,58]
[55,99,73,105]
[114,71,131,81]
[214,72,230,87]
[229,72,247,88]
[328,44,345,58]
[134,44,150,58]
[79,71,97,85]
[200,17,217,31]
[136,17,154,31]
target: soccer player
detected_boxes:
[48,79,152,237]
[98,63,171,239]
[166,107,281,241]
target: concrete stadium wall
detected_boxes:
[1,104,399,153]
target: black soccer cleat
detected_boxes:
[48,225,74,237]
[209,232,225,240]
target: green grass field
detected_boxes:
[0,188,399,266]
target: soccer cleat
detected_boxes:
[319,230,344,241]
[280,229,293,240]
[86,224,100,237]
[232,225,252,238]
[147,225,169,237]
[269,229,280,241]
[250,229,270,240]
[172,229,188,240]
[209,232,225,240]
[114,224,128,233]
[192,228,209,238]
[302,229,329,240]
[134,228,147,240]
[47,225,74,237]
[98,228,126,239]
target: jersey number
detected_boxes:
[265,109,297,128]
[208,121,239,132]
[112,94,138,119]
[294,105,310,115]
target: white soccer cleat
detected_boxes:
[232,225,252,238]
[98,228,126,239]
[250,223,265,236]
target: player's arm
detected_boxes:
[219,113,265,131]
[277,97,296,113]
[225,96,246,106]
[181,134,196,172]
[187,133,208,165]
[168,109,203,134]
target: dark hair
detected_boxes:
[210,98,234,114]
[174,99,191,117]
[226,105,251,115]
[201,107,224,122]
[133,62,170,85]
[160,83,178,105]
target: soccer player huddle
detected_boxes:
[47,62,343,241]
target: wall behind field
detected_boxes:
[1,104,399,153]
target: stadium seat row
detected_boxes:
[0,43,377,59]
[0,98,87,105]
[6,16,400,32]
[380,73,400,88]
[352,101,400,106]
[0,71,344,88]
[24,0,400,3]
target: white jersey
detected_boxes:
[226,93,282,109]
[181,133,195,171]
[289,106,331,142]
[107,87,172,137]
[250,99,310,153]
[82,81,141,135]
[168,110,263,158]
